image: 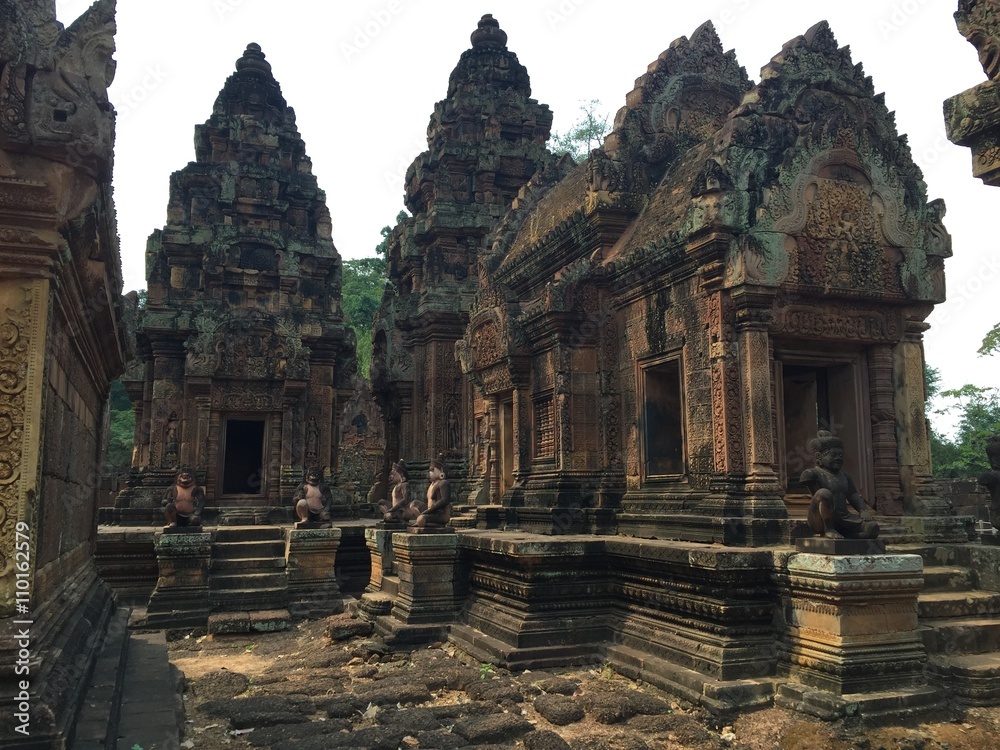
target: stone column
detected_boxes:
[285,527,343,618]
[390,532,462,624]
[776,552,940,721]
[145,531,213,629]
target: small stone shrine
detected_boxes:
[116,43,356,523]
[375,17,953,544]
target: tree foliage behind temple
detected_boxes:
[927,365,1000,478]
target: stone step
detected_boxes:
[888,543,957,567]
[213,525,286,543]
[208,608,291,634]
[603,643,775,717]
[212,540,285,559]
[921,617,1000,655]
[116,631,185,749]
[210,571,287,590]
[926,653,1000,705]
[923,566,973,592]
[918,590,1000,619]
[210,587,288,611]
[878,523,923,545]
[73,607,130,750]
[211,555,286,572]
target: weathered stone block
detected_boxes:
[778,552,930,704]
[285,527,342,618]
[145,530,213,628]
[389,532,464,625]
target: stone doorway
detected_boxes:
[221,417,266,496]
[775,353,872,515]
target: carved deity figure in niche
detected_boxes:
[801,431,879,539]
[305,416,319,463]
[163,414,179,468]
[292,467,334,528]
[447,406,460,452]
[978,436,1000,529]
[475,414,491,476]
[412,454,452,529]
[378,459,416,524]
[162,467,206,530]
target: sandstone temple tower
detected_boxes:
[371,15,557,499]
[121,44,355,522]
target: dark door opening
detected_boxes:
[778,358,870,513]
[223,419,265,495]
[642,359,684,477]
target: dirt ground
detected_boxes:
[161,617,1000,750]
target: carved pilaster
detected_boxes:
[487,398,500,502]
[707,291,745,479]
[732,289,782,511]
[0,279,49,618]
[894,322,949,515]
[555,345,572,472]
[869,344,901,514]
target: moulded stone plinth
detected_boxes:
[389,532,464,625]
[145,531,214,628]
[778,552,931,711]
[450,532,611,670]
[285,527,343,618]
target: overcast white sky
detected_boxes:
[56,0,998,428]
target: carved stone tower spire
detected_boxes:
[371,15,555,498]
[122,43,354,519]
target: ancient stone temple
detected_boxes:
[0,0,130,746]
[455,20,951,543]
[945,0,1000,186]
[119,43,355,523]
[371,14,557,501]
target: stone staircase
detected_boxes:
[208,526,290,633]
[898,544,1000,705]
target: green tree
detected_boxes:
[929,368,1000,477]
[342,256,386,379]
[548,99,611,161]
[980,322,1000,357]
[105,379,135,471]
[375,211,407,258]
[342,211,405,377]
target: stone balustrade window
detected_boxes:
[534,395,555,459]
